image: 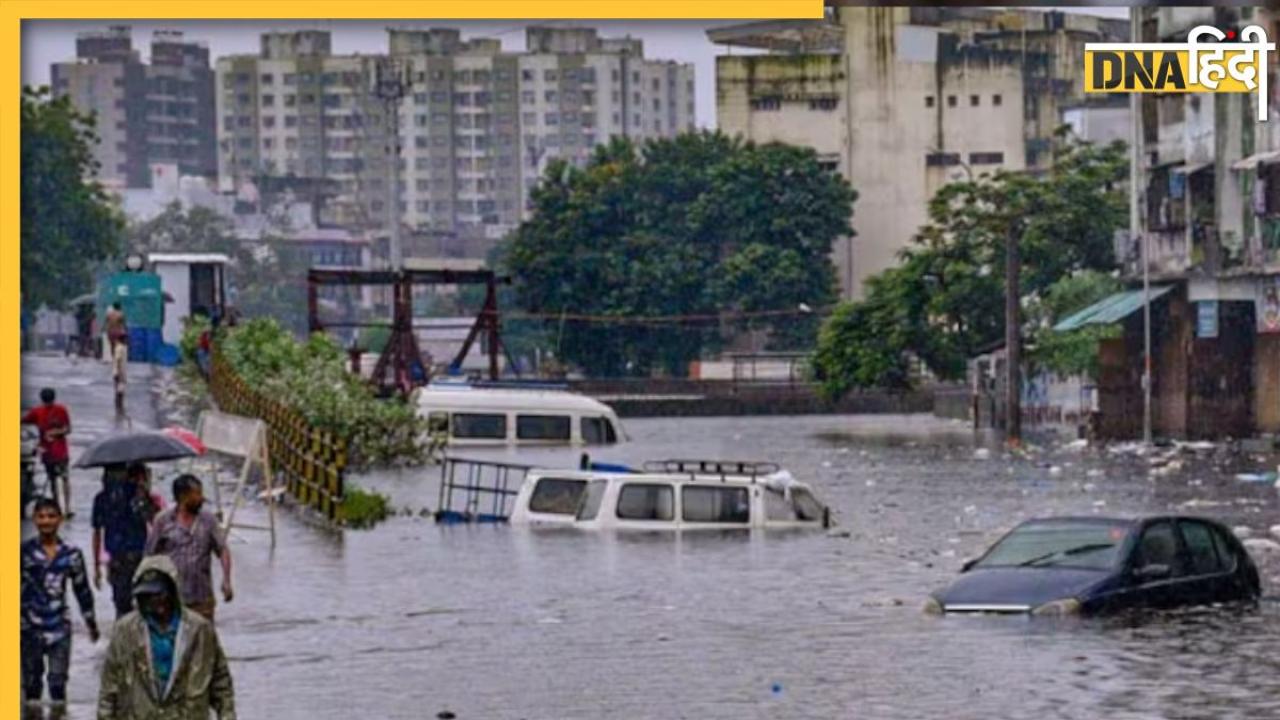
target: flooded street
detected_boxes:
[26,355,1280,719]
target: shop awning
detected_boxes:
[1230,150,1280,171]
[1171,161,1213,175]
[1053,285,1174,332]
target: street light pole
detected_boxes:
[1005,223,1021,447]
[1129,9,1153,446]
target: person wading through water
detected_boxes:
[145,475,233,622]
[92,463,159,619]
[21,498,99,712]
[22,388,73,516]
[97,555,236,719]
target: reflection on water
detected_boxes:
[55,414,1280,719]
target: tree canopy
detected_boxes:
[813,136,1128,396]
[21,86,124,311]
[504,131,855,377]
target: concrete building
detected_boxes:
[1092,6,1280,440]
[710,8,1128,300]
[52,26,217,190]
[215,27,695,260]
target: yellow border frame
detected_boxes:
[3,0,821,708]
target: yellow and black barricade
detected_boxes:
[209,348,348,524]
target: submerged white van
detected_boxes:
[415,382,625,448]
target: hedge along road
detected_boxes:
[24,353,1280,720]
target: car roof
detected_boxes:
[1018,515,1232,530]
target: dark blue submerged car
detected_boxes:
[926,516,1262,616]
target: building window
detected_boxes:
[969,152,1004,166]
[809,97,839,111]
[993,94,1003,107]
[652,98,660,111]
[926,152,962,167]
[262,94,275,107]
[582,68,596,84]
[544,69,558,82]
[521,90,535,105]
[283,74,296,86]
[970,95,980,107]
[947,95,957,108]
[413,92,428,105]
[262,116,276,129]
[749,96,781,112]
[453,70,471,83]
[284,94,296,107]
[925,95,935,108]
[415,136,428,149]
[416,200,430,212]
[545,112,559,125]
[285,116,297,128]
[545,90,558,103]
[260,73,273,85]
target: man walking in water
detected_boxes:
[104,302,127,356]
[22,388,73,516]
[146,475,233,621]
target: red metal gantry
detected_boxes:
[306,267,512,397]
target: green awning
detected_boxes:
[1053,285,1173,332]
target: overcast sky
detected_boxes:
[22,8,1127,130]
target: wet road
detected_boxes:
[23,355,1280,719]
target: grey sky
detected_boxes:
[22,9,1127,130]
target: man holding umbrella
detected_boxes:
[92,463,159,619]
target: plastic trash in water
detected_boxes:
[1235,472,1278,484]
[771,683,783,697]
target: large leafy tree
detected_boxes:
[21,86,124,311]
[813,136,1127,395]
[505,132,854,377]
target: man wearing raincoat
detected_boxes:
[96,555,236,720]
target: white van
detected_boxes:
[415,382,625,448]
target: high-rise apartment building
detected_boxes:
[215,27,695,251]
[711,8,1128,300]
[52,26,217,189]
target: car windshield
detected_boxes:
[976,521,1130,570]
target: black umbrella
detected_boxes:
[74,430,200,468]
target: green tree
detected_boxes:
[505,132,854,376]
[21,86,124,311]
[1027,270,1123,379]
[813,136,1127,397]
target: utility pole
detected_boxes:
[373,58,408,271]
[1005,222,1021,447]
[1131,11,1153,447]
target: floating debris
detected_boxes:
[973,448,991,461]
[1234,526,1254,539]
[1235,472,1278,484]
[1242,538,1280,555]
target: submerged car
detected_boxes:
[925,516,1262,616]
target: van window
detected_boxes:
[616,483,674,521]
[763,488,794,521]
[528,478,586,515]
[791,488,824,522]
[682,486,749,524]
[427,412,449,434]
[581,416,619,445]
[576,479,608,520]
[517,414,571,441]
[452,413,507,439]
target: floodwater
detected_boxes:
[24,356,1280,719]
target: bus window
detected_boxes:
[583,416,619,445]
[517,414,571,441]
[452,413,507,439]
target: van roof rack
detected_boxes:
[641,459,781,477]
